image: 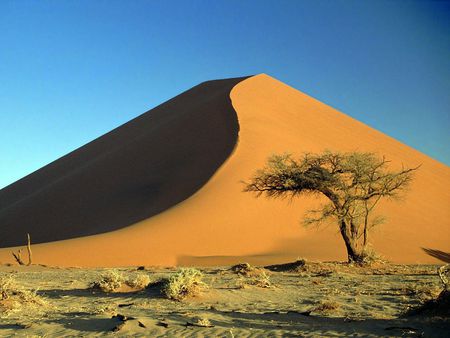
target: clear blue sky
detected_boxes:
[0,0,449,189]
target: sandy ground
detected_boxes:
[1,262,449,337]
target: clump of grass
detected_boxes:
[91,270,124,292]
[195,317,212,327]
[358,247,388,266]
[162,268,207,301]
[230,262,271,279]
[91,270,151,292]
[0,275,47,314]
[313,300,340,314]
[126,273,151,289]
[235,269,272,289]
[231,263,255,276]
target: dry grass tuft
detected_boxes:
[231,263,255,276]
[91,270,151,292]
[162,268,207,301]
[91,270,124,292]
[195,317,212,327]
[235,269,272,289]
[0,275,47,315]
[313,300,340,314]
[126,273,151,289]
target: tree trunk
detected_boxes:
[339,221,364,263]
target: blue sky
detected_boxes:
[0,0,449,189]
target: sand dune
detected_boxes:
[0,74,449,266]
[0,77,246,246]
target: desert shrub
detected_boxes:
[357,247,388,266]
[126,273,151,289]
[235,269,272,289]
[162,268,207,301]
[91,270,124,292]
[231,263,254,276]
[0,275,47,313]
[91,270,151,292]
[194,317,212,327]
[248,271,272,288]
[313,300,340,313]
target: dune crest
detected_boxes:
[0,74,448,266]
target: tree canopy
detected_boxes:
[244,151,418,263]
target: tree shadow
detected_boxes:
[38,284,165,300]
[422,248,450,264]
[47,316,120,333]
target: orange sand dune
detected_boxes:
[1,74,449,266]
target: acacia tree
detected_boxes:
[244,151,418,263]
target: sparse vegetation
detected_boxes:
[244,151,418,263]
[0,275,46,314]
[91,270,151,292]
[162,268,207,301]
[126,273,151,289]
[11,233,33,266]
[0,264,448,336]
[194,317,213,327]
[231,263,255,276]
[91,270,124,292]
[232,263,272,288]
[313,300,340,314]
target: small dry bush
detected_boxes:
[358,247,388,266]
[194,317,213,327]
[313,300,340,314]
[235,268,272,289]
[126,273,151,289]
[162,268,207,301]
[0,275,47,314]
[231,263,255,276]
[91,270,124,292]
[231,262,270,279]
[91,270,151,292]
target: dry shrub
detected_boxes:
[91,270,151,292]
[91,270,124,292]
[0,275,47,314]
[358,247,388,266]
[235,268,272,289]
[162,268,207,301]
[231,262,270,278]
[126,273,151,289]
[313,300,340,314]
[231,263,255,276]
[195,317,212,327]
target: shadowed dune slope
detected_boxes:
[0,74,448,266]
[0,77,247,246]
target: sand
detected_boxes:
[1,263,448,337]
[0,74,449,266]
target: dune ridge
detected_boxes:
[0,74,448,266]
[0,77,247,246]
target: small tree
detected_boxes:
[244,151,418,263]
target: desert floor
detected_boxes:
[1,262,449,337]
